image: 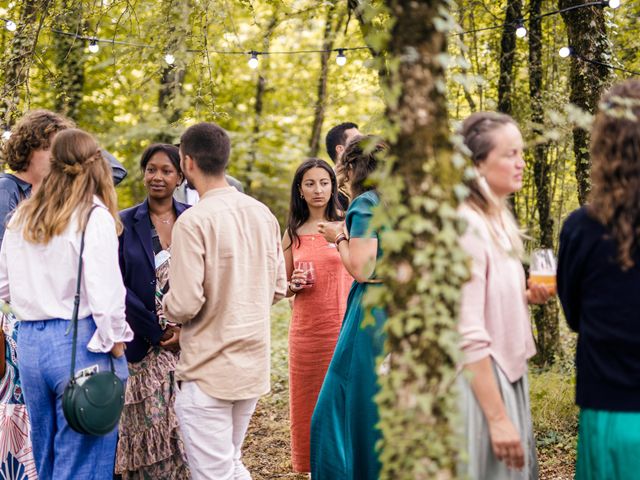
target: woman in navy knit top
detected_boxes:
[558,79,640,480]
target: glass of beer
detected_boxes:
[530,248,557,295]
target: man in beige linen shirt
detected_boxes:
[163,122,287,480]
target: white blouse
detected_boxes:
[0,197,133,352]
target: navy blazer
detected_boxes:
[119,199,189,363]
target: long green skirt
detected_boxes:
[309,282,386,480]
[576,408,640,480]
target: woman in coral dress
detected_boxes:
[282,158,352,473]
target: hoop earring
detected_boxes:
[300,193,304,199]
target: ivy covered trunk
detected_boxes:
[530,0,560,368]
[53,0,85,121]
[0,0,51,127]
[373,0,468,478]
[497,0,523,115]
[559,0,612,205]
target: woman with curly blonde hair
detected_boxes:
[558,79,640,479]
[0,128,133,479]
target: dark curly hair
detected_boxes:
[589,79,640,270]
[2,110,74,172]
[341,135,387,198]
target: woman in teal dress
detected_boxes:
[311,136,387,479]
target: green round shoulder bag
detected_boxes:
[62,206,125,436]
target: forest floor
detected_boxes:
[243,303,577,479]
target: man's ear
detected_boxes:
[183,154,194,172]
[335,145,345,159]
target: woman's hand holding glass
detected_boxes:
[289,268,306,293]
[527,248,557,304]
[291,261,316,292]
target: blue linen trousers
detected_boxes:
[16,318,128,480]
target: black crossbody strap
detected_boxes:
[68,205,114,381]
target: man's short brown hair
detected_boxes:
[2,110,75,172]
[180,122,230,176]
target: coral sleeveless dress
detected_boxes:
[289,233,352,472]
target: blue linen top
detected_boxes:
[346,190,383,260]
[0,174,31,246]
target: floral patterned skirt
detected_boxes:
[0,314,37,479]
[115,348,190,480]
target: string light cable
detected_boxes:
[453,0,621,37]
[0,0,631,75]
[46,28,368,67]
[558,46,640,76]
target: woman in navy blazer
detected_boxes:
[115,144,191,479]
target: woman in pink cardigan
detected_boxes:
[457,112,551,479]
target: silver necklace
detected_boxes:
[151,212,174,225]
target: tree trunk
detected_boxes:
[560,0,612,205]
[308,2,345,158]
[530,0,560,368]
[497,0,522,115]
[156,0,192,142]
[0,0,51,127]
[376,1,466,478]
[53,0,85,120]
[245,16,279,193]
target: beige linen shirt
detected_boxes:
[163,187,287,400]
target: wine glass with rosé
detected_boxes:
[294,261,316,289]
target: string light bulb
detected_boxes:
[559,46,572,58]
[336,49,347,66]
[164,53,175,65]
[606,0,621,8]
[88,38,99,53]
[515,20,527,38]
[5,20,16,32]
[248,51,259,69]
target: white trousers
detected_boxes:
[175,380,259,480]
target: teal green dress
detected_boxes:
[309,191,386,480]
[576,409,640,479]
